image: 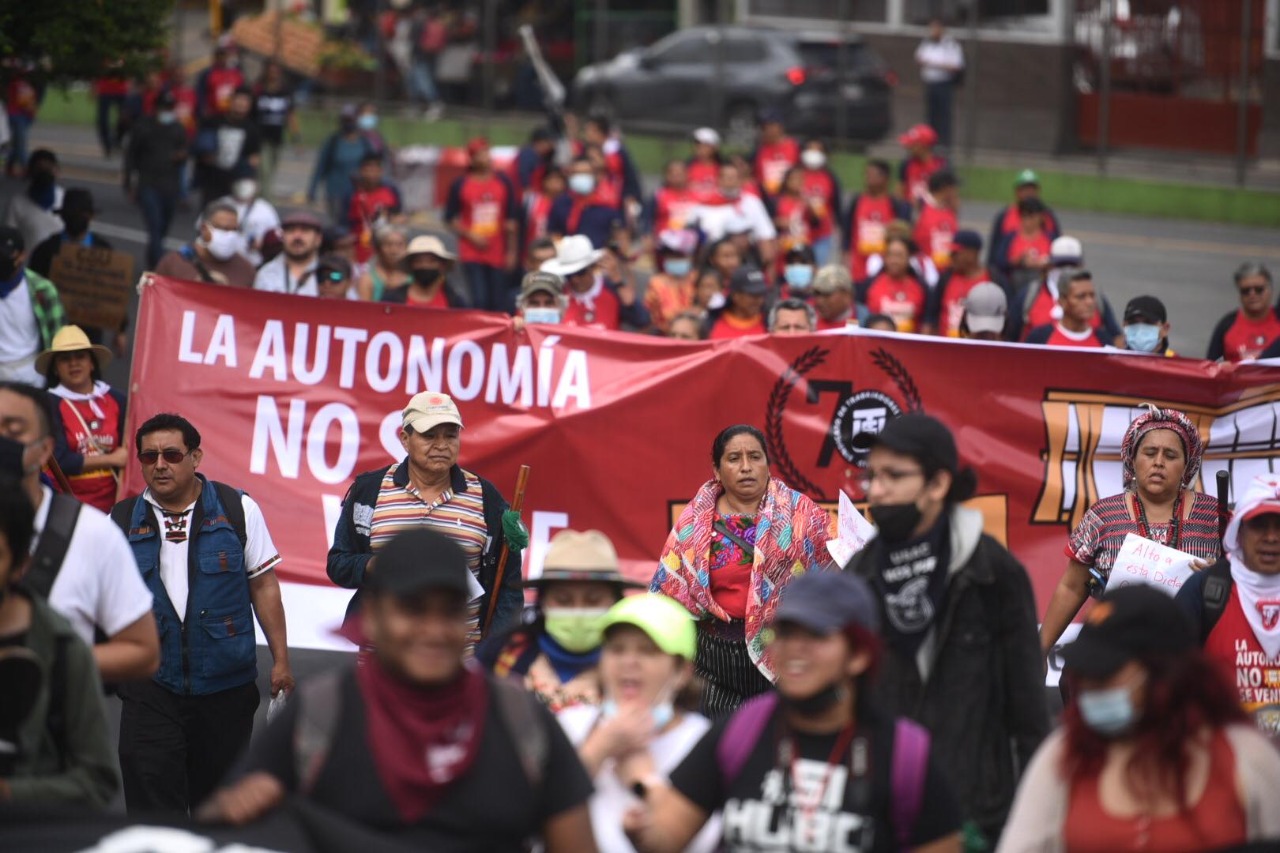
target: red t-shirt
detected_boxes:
[563,287,622,331]
[524,192,553,249]
[864,274,928,333]
[651,186,696,234]
[816,313,854,331]
[1041,324,1105,348]
[848,194,896,281]
[347,185,402,264]
[94,77,129,98]
[56,393,123,514]
[913,203,958,271]
[937,269,990,337]
[686,160,721,203]
[709,313,767,339]
[901,154,946,204]
[1004,231,1052,271]
[1222,310,1280,362]
[753,138,799,198]
[1024,286,1105,338]
[450,174,513,267]
[800,169,838,240]
[406,287,450,309]
[6,77,38,119]
[774,195,814,256]
[201,66,245,117]
[1205,585,1280,728]
[998,205,1059,243]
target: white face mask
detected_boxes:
[801,150,826,170]
[523,307,561,325]
[706,291,727,311]
[568,174,596,195]
[231,179,257,202]
[204,227,242,261]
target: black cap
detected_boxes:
[316,253,353,281]
[950,229,982,252]
[1060,585,1195,679]
[854,412,958,474]
[0,226,23,255]
[927,170,958,193]
[364,529,471,599]
[57,188,96,216]
[156,90,177,110]
[729,266,768,296]
[774,571,879,634]
[758,107,785,126]
[784,243,815,264]
[1124,295,1167,325]
[1017,196,1046,215]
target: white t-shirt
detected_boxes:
[141,487,281,620]
[691,195,777,243]
[916,36,965,84]
[225,196,282,267]
[0,278,41,385]
[253,254,319,296]
[558,705,722,853]
[32,486,153,646]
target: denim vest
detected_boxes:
[125,477,257,695]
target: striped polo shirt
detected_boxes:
[369,464,489,652]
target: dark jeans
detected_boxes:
[463,262,513,313]
[5,113,32,173]
[118,678,260,816]
[97,94,126,155]
[137,186,177,269]
[925,81,955,149]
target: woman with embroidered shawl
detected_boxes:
[651,424,831,716]
[1040,405,1223,655]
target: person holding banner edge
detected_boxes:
[1040,406,1222,656]
[328,391,526,652]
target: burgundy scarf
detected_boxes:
[357,659,490,822]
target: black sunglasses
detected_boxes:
[1240,285,1268,296]
[138,449,192,465]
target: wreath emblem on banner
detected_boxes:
[766,346,922,501]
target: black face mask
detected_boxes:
[0,435,29,479]
[61,214,90,236]
[782,682,848,717]
[412,268,442,287]
[869,502,923,544]
[28,170,55,190]
[0,254,18,281]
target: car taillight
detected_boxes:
[785,66,807,86]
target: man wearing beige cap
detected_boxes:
[381,234,468,308]
[328,391,525,650]
[811,264,861,331]
[515,269,566,327]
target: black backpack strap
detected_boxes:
[212,481,248,551]
[713,519,755,558]
[109,496,140,535]
[490,676,546,794]
[1201,559,1234,644]
[26,494,83,600]
[46,633,72,771]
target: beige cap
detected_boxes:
[812,264,853,294]
[402,392,463,433]
[520,270,564,300]
[527,529,643,587]
[405,234,457,261]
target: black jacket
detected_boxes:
[845,506,1049,843]
[326,461,523,634]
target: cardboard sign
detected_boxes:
[49,244,135,330]
[826,489,878,567]
[1107,533,1197,596]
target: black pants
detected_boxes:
[925,81,955,148]
[695,622,773,719]
[118,679,260,816]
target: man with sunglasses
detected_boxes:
[315,253,356,300]
[110,412,292,817]
[1206,262,1279,362]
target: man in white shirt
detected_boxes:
[111,412,292,816]
[253,211,323,296]
[915,17,965,148]
[2,149,65,254]
[690,162,777,270]
[221,172,281,267]
[0,381,159,683]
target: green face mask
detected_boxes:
[542,607,610,653]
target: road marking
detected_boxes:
[1068,229,1280,261]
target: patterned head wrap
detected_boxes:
[1121,404,1203,490]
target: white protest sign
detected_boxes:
[1106,533,1197,596]
[826,489,878,567]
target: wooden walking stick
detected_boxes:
[44,454,75,495]
[484,464,531,636]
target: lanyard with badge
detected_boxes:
[775,721,862,846]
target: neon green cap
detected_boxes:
[600,594,696,660]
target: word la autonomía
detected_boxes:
[176,310,593,409]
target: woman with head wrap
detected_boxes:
[1040,405,1223,654]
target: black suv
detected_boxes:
[571,25,894,146]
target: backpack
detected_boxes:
[110,481,248,553]
[293,669,547,797]
[715,692,930,851]
[23,493,82,601]
[1198,559,1234,643]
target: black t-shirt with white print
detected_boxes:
[670,702,961,853]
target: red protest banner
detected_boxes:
[124,276,1280,647]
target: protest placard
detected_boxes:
[1107,533,1197,596]
[49,243,135,330]
[826,489,878,567]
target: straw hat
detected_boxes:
[35,326,112,375]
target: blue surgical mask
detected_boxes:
[663,258,692,277]
[357,113,378,131]
[157,110,177,125]
[523,307,561,325]
[1124,323,1162,353]
[569,174,596,195]
[599,699,676,730]
[784,264,814,289]
[1077,685,1138,737]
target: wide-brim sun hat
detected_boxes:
[36,325,113,376]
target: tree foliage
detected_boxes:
[0,0,175,85]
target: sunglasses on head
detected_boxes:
[1240,285,1268,296]
[138,449,191,465]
